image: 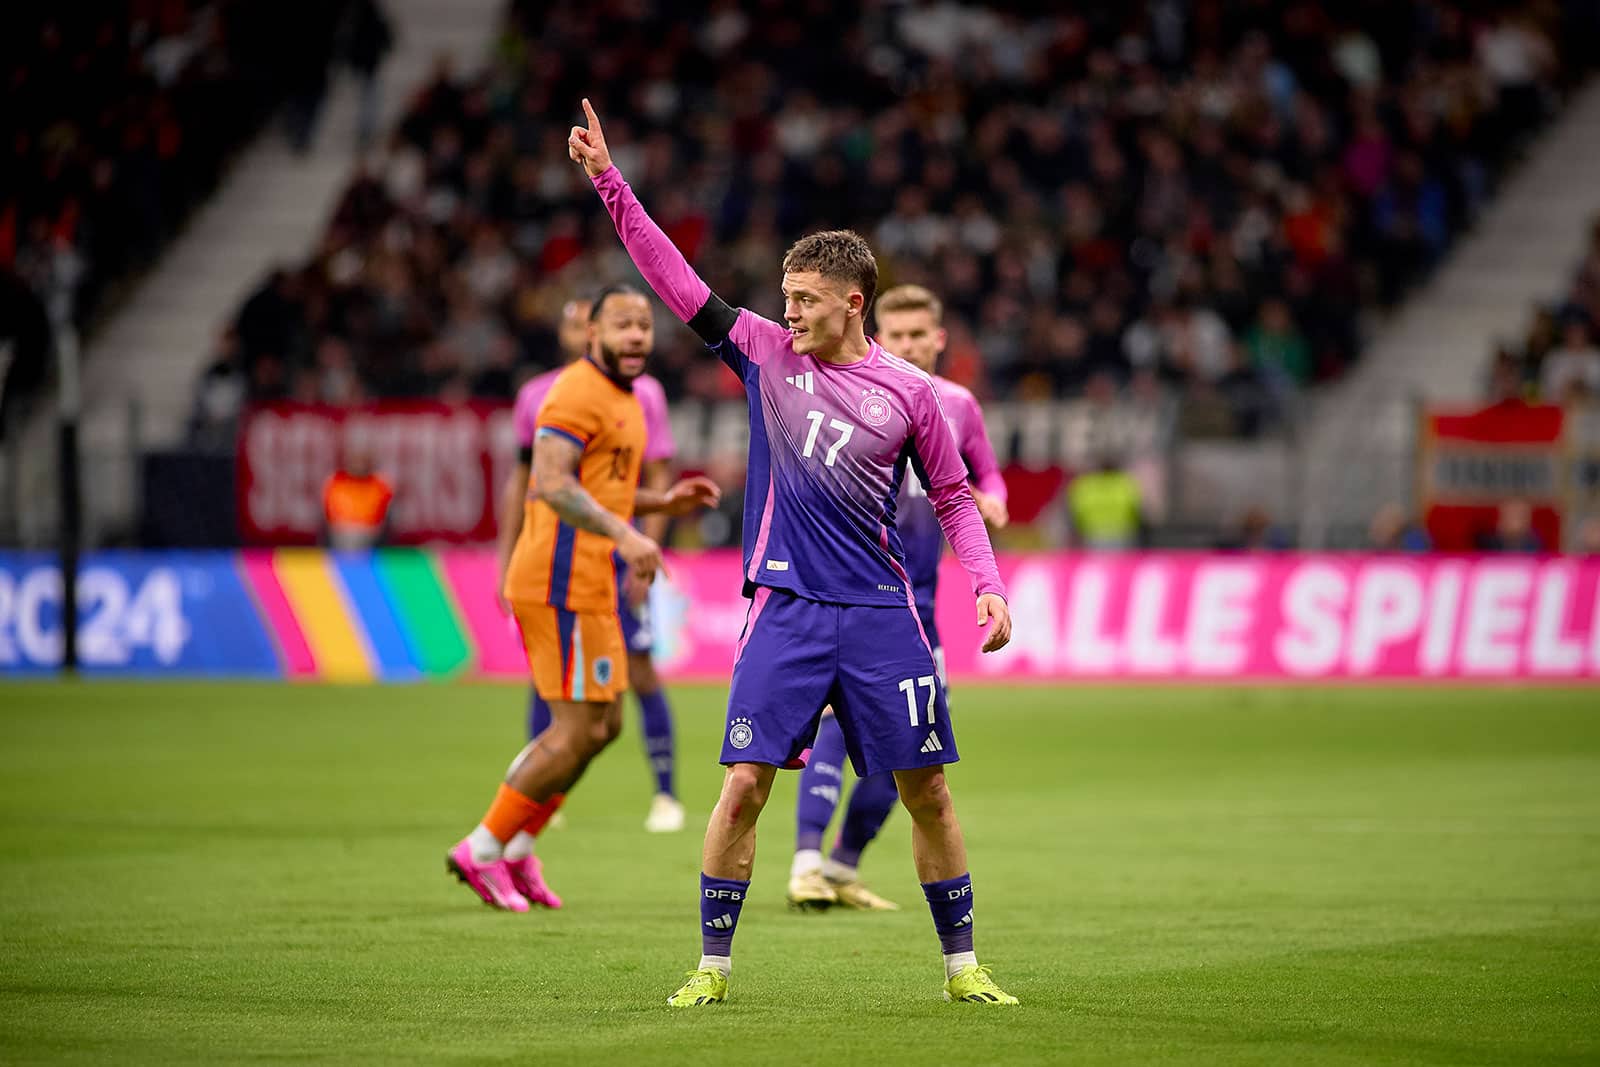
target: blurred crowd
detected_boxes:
[193,0,1596,448]
[1486,212,1600,406]
[0,0,361,438]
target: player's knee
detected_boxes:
[898,770,954,825]
[721,763,772,822]
[581,711,621,752]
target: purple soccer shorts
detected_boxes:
[720,587,957,775]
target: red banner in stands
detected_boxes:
[1420,402,1565,551]
[237,402,517,545]
[235,398,1172,544]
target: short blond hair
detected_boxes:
[875,284,943,323]
[782,230,879,312]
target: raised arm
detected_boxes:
[569,99,738,345]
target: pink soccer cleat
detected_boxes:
[506,855,563,909]
[446,840,530,912]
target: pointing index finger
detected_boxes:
[581,97,601,131]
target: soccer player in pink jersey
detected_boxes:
[787,284,1009,914]
[569,99,1018,1006]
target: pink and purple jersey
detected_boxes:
[897,376,1007,610]
[592,164,1004,609]
[513,366,674,463]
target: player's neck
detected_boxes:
[813,329,870,366]
[583,353,637,392]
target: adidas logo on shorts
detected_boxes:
[919,731,943,754]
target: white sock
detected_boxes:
[699,954,732,976]
[502,830,536,862]
[790,849,823,879]
[467,824,504,864]
[821,858,857,883]
[944,951,978,979]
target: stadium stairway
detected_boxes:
[1296,78,1600,547]
[7,0,500,547]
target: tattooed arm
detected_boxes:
[532,430,663,583]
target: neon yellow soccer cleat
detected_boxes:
[943,964,1019,1005]
[828,878,900,911]
[667,968,728,1007]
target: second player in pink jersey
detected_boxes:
[787,283,1009,913]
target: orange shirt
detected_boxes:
[504,358,646,612]
[323,472,394,530]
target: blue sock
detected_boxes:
[527,690,551,741]
[636,688,675,797]
[795,714,846,852]
[831,771,899,868]
[922,873,975,956]
[700,874,750,958]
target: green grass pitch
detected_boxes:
[1,681,1597,1065]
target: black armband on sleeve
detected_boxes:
[517,445,533,464]
[687,292,738,345]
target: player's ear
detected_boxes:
[936,326,948,351]
[847,290,864,318]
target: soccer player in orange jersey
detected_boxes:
[498,297,689,844]
[447,285,719,911]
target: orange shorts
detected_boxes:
[513,603,628,703]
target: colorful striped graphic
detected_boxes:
[436,552,530,675]
[239,551,317,677]
[271,550,374,682]
[235,548,485,681]
[373,551,472,677]
[331,554,417,681]
[11,549,1600,682]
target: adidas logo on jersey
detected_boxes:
[785,371,815,394]
[919,731,944,754]
[705,913,735,931]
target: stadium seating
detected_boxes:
[1489,213,1600,404]
[1,2,347,426]
[203,0,1591,444]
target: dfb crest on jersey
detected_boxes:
[728,717,754,750]
[594,657,613,686]
[858,388,892,427]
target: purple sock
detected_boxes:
[831,770,899,868]
[527,690,552,741]
[795,714,847,852]
[635,689,675,797]
[921,873,975,955]
[700,874,750,956]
